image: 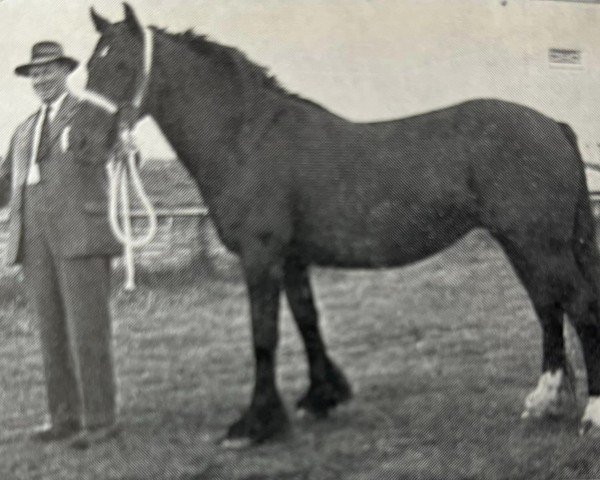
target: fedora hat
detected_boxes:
[15,41,79,77]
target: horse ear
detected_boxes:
[123,3,142,36]
[90,6,110,33]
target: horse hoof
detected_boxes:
[296,360,352,418]
[220,437,253,450]
[580,396,600,436]
[225,397,290,445]
[521,370,572,420]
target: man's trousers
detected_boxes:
[21,184,117,428]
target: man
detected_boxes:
[0,41,121,448]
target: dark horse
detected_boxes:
[87,4,600,444]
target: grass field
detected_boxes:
[0,229,599,479]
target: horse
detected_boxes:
[86,4,600,445]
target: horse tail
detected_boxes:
[559,122,600,295]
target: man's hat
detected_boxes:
[15,41,79,77]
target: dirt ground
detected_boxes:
[0,230,598,480]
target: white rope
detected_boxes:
[107,132,157,290]
[119,161,135,290]
[133,27,154,108]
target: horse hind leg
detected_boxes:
[498,213,600,430]
[564,240,600,433]
[282,255,352,418]
[563,281,600,434]
[521,303,576,419]
[496,238,577,419]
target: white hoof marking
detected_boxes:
[522,370,569,419]
[220,438,252,450]
[580,396,600,435]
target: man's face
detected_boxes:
[29,62,70,103]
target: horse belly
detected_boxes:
[296,198,476,268]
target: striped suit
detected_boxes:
[0,93,121,429]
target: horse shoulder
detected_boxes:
[210,157,293,254]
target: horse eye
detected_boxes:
[99,46,110,58]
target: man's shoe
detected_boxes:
[29,420,81,442]
[69,423,120,450]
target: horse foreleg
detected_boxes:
[223,243,289,446]
[283,255,352,418]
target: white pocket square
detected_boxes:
[61,126,71,152]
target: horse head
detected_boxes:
[87,3,146,107]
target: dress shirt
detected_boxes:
[26,92,68,185]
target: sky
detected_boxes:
[1,0,600,159]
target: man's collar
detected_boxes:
[42,91,69,119]
[51,92,68,114]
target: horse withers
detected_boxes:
[86,3,600,444]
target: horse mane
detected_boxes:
[151,26,330,113]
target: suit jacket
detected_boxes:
[0,94,121,265]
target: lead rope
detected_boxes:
[107,128,157,290]
[86,26,157,290]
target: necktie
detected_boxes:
[37,103,52,162]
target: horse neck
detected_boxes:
[146,33,243,203]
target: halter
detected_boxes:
[84,26,158,291]
[83,26,154,114]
